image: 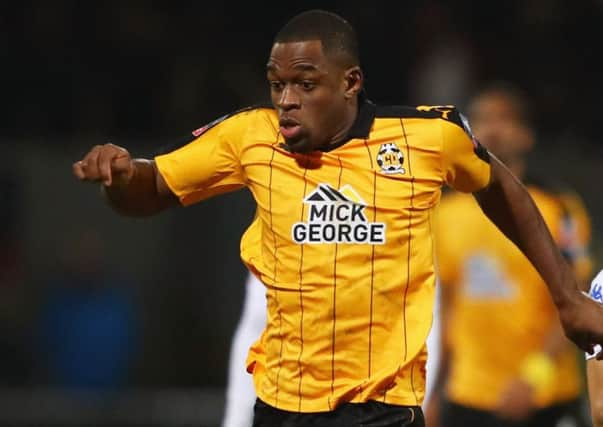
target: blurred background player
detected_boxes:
[425,81,593,427]
[32,227,140,392]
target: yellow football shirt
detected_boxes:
[155,99,491,412]
[435,187,589,410]
[556,190,593,284]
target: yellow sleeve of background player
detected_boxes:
[439,112,491,193]
[557,191,593,283]
[154,109,254,206]
[432,199,458,286]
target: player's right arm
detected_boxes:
[73,108,255,216]
[72,143,179,217]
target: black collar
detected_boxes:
[321,91,375,152]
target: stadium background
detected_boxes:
[2,1,602,425]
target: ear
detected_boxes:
[343,66,363,99]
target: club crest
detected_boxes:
[377,142,405,175]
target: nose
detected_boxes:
[277,85,300,111]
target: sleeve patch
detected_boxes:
[417,105,490,163]
[155,105,263,156]
[192,114,229,137]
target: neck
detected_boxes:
[324,98,359,149]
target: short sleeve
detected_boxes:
[155,110,253,206]
[440,111,491,193]
[585,270,603,360]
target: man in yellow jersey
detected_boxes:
[71,10,603,427]
[426,82,593,427]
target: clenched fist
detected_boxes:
[72,143,135,187]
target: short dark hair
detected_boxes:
[274,10,359,67]
[469,81,533,126]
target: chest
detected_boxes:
[242,139,443,213]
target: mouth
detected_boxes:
[279,117,302,140]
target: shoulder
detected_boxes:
[191,104,275,136]
[525,174,589,216]
[375,104,486,157]
[375,104,467,129]
[156,104,276,155]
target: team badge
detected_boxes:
[377,142,405,175]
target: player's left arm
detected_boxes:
[473,156,603,356]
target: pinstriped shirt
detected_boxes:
[155,98,490,412]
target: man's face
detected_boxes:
[267,40,352,153]
[468,93,534,171]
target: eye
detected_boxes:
[269,81,284,91]
[300,81,316,91]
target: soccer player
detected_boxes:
[425,82,593,427]
[72,10,603,427]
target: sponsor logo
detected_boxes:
[291,184,386,244]
[462,254,516,300]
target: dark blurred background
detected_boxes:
[2,0,603,425]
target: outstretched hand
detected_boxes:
[559,291,603,359]
[72,143,134,187]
